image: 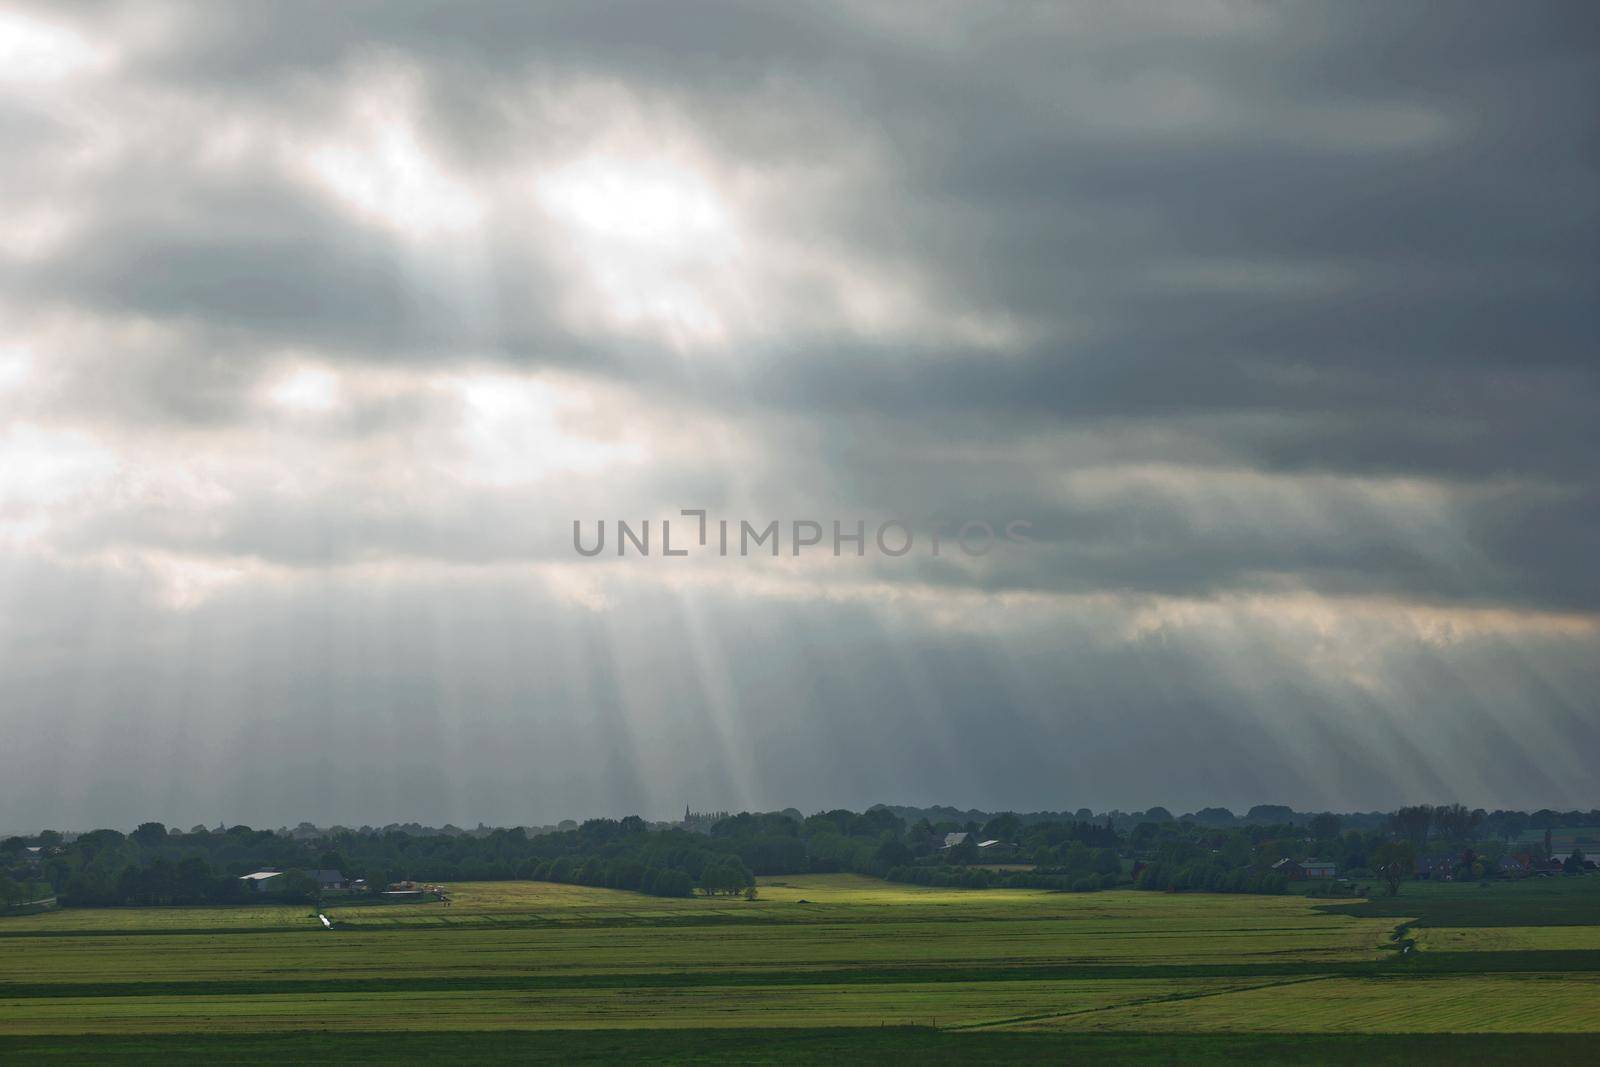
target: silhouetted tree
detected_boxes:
[1372,841,1415,896]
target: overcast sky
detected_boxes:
[1,1,1596,831]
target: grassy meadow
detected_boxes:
[1,873,1596,1062]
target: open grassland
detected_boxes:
[0,879,1395,992]
[0,873,1596,1062]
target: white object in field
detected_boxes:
[319,914,331,928]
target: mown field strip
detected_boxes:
[8,946,1600,1003]
[0,964,1392,1001]
[0,978,1233,1035]
[1414,925,1600,952]
[6,973,1595,1037]
[0,919,1393,987]
[5,1029,1595,1065]
[1026,974,1600,1033]
[0,878,1389,934]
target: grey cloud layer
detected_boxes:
[0,1,1596,824]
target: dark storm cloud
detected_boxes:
[12,1,1594,473]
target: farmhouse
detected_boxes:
[238,869,284,891]
[1302,859,1337,879]
[1271,858,1305,880]
[941,832,969,849]
[238,869,350,892]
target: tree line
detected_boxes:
[5,801,1595,909]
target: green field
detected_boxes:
[1,874,1596,1062]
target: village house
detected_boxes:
[1413,855,1458,880]
[1267,858,1336,881]
[1500,854,1533,876]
